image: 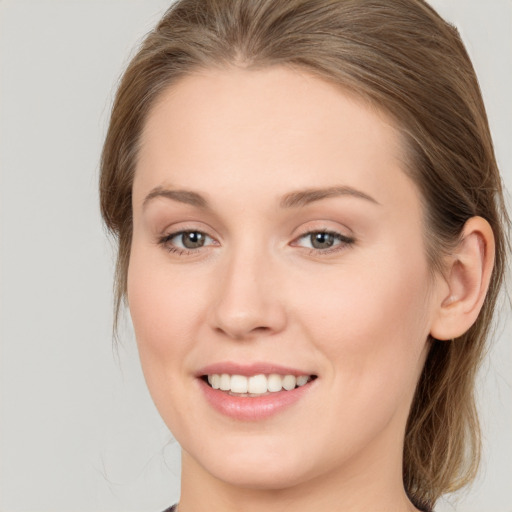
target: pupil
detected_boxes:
[312,232,334,249]
[183,232,205,249]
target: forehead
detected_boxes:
[134,65,417,216]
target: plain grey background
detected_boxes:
[0,1,510,511]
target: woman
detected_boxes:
[99,1,509,511]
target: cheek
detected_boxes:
[289,248,433,462]
[300,243,432,392]
[126,245,215,436]
[126,244,201,383]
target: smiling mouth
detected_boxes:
[201,373,318,397]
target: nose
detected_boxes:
[208,244,287,340]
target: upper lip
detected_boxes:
[196,362,316,377]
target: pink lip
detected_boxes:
[195,362,317,421]
[196,361,314,377]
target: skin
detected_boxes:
[128,65,494,512]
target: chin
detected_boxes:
[209,461,312,490]
[186,439,317,490]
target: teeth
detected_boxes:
[282,375,297,390]
[230,374,248,393]
[219,373,231,391]
[210,374,220,389]
[267,373,283,392]
[248,374,267,394]
[206,373,312,395]
[296,375,309,386]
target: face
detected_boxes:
[128,66,439,490]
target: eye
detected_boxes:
[158,230,216,254]
[293,230,354,254]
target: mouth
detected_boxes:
[196,363,318,420]
[201,373,318,397]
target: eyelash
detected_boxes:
[157,229,355,257]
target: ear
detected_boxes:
[430,216,495,341]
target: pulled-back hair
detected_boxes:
[100,1,509,508]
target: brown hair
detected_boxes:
[100,0,509,508]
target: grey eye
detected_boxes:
[309,232,336,249]
[294,230,354,253]
[176,231,209,249]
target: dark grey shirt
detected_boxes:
[162,504,433,511]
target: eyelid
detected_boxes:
[165,230,216,248]
[294,224,352,238]
[156,220,219,241]
[158,228,218,253]
[292,229,354,245]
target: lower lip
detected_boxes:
[198,378,316,421]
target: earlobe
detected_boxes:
[430,216,495,341]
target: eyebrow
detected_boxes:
[143,187,209,209]
[142,185,380,210]
[279,186,380,208]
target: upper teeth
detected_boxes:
[207,373,311,394]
